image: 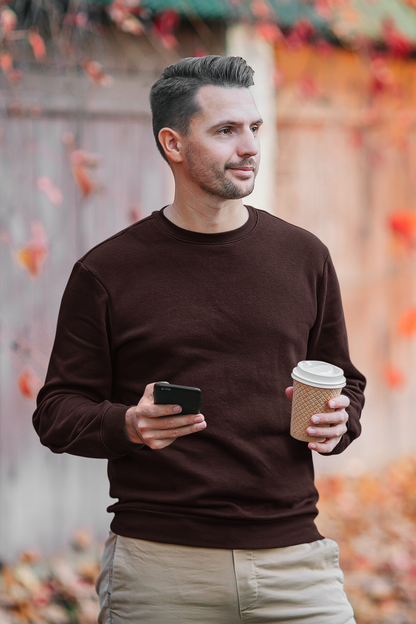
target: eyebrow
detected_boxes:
[209,119,264,131]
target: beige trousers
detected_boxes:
[96,531,356,624]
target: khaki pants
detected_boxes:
[97,531,356,624]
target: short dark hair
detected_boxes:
[150,55,255,162]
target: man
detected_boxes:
[33,55,365,623]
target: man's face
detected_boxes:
[181,85,262,200]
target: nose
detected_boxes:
[237,127,259,158]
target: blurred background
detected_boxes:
[1,0,416,622]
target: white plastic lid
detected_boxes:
[291,360,346,389]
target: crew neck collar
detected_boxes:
[152,205,258,245]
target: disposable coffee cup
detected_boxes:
[290,360,346,443]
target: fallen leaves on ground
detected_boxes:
[0,529,102,624]
[316,455,416,624]
[1,458,415,623]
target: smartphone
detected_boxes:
[153,382,202,415]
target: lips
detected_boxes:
[228,166,255,178]
[226,161,257,176]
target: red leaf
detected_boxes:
[387,209,416,250]
[383,18,413,57]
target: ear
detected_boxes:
[158,128,184,164]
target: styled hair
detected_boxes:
[150,55,255,162]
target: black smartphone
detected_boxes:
[153,382,202,415]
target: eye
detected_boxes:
[251,125,260,134]
[218,127,232,135]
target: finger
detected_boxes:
[310,410,348,426]
[142,403,183,418]
[154,419,207,439]
[285,387,293,401]
[308,436,342,453]
[147,413,205,430]
[327,394,350,410]
[307,422,347,440]
[140,420,207,447]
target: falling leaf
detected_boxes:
[120,14,143,35]
[0,6,17,34]
[14,221,49,278]
[36,176,63,206]
[17,368,42,399]
[383,18,413,57]
[0,50,13,73]
[71,162,94,197]
[81,59,113,87]
[256,22,283,44]
[387,209,416,250]
[28,31,46,61]
[384,365,405,388]
[108,0,144,34]
[152,11,179,49]
[70,150,102,198]
[397,307,416,338]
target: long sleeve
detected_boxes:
[306,252,366,455]
[33,261,131,459]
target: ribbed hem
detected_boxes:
[110,509,323,550]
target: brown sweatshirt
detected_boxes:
[33,206,365,549]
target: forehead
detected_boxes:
[192,85,260,128]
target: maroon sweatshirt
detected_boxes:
[33,206,365,549]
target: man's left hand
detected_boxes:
[285,387,350,454]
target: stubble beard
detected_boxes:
[185,145,258,200]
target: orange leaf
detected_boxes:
[28,31,46,60]
[17,369,42,399]
[14,222,49,278]
[71,163,94,197]
[0,50,13,73]
[70,149,102,197]
[397,307,416,338]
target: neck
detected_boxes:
[164,189,249,234]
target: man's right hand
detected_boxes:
[124,382,207,450]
